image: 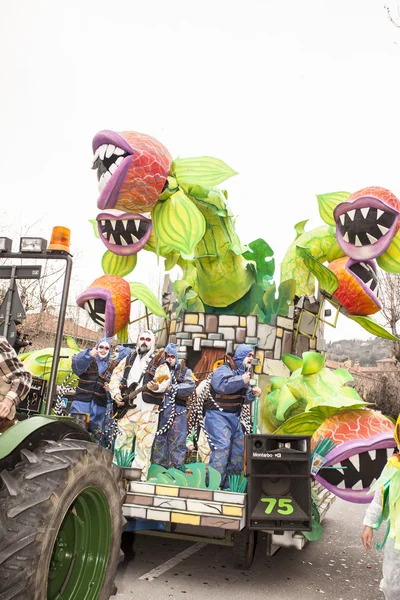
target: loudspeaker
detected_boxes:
[245,434,312,531]
[18,376,47,413]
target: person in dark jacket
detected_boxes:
[100,344,132,449]
[204,344,261,488]
[152,343,195,469]
[13,320,32,354]
[70,336,115,441]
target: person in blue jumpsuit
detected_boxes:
[152,343,195,469]
[204,344,262,488]
[70,336,115,441]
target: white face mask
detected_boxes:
[97,344,110,359]
[138,334,152,354]
[165,354,176,368]
[243,353,254,369]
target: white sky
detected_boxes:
[1,0,400,342]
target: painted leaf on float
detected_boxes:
[281,353,303,372]
[242,238,275,283]
[294,220,309,239]
[296,245,339,295]
[129,282,166,317]
[144,227,174,257]
[89,219,100,239]
[274,407,332,436]
[377,231,400,273]
[102,250,137,277]
[349,315,400,340]
[301,351,325,375]
[274,406,360,436]
[117,323,129,344]
[316,192,351,226]
[275,279,296,316]
[65,337,80,351]
[276,386,298,421]
[172,156,238,187]
[306,395,368,412]
[152,190,206,260]
[251,304,267,324]
[333,368,354,385]
[187,295,205,312]
[270,376,287,390]
[164,253,180,271]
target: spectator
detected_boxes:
[0,335,32,430]
[13,320,32,354]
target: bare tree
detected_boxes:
[365,372,400,420]
[385,3,400,28]
[378,271,400,361]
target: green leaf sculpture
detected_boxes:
[296,246,338,295]
[65,337,80,351]
[242,238,275,284]
[316,191,351,226]
[152,190,206,260]
[255,279,295,324]
[172,156,238,187]
[89,219,100,239]
[349,315,400,341]
[129,282,166,317]
[377,230,400,274]
[102,250,137,277]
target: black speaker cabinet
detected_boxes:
[18,376,47,413]
[245,434,312,531]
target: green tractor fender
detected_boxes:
[0,415,91,472]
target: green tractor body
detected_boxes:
[0,247,124,600]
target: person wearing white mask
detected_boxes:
[109,330,169,479]
[70,336,115,441]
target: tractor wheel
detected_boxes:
[0,439,125,600]
[232,528,256,569]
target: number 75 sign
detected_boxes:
[261,497,294,515]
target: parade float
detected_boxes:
[74,128,400,564]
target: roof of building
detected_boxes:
[25,312,100,343]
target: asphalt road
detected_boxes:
[115,498,385,600]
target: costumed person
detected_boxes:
[0,336,32,432]
[362,418,400,600]
[100,344,131,449]
[204,344,261,489]
[152,343,195,470]
[70,336,115,442]
[13,320,32,354]
[109,330,169,480]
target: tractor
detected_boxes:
[0,229,125,600]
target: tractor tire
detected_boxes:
[232,528,256,569]
[0,439,125,600]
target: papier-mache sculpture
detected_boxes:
[75,128,398,511]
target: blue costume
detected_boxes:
[70,336,115,441]
[205,344,256,488]
[152,344,195,469]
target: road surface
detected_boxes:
[115,498,385,599]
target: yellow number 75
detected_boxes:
[261,497,294,515]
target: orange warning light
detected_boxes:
[47,226,71,254]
